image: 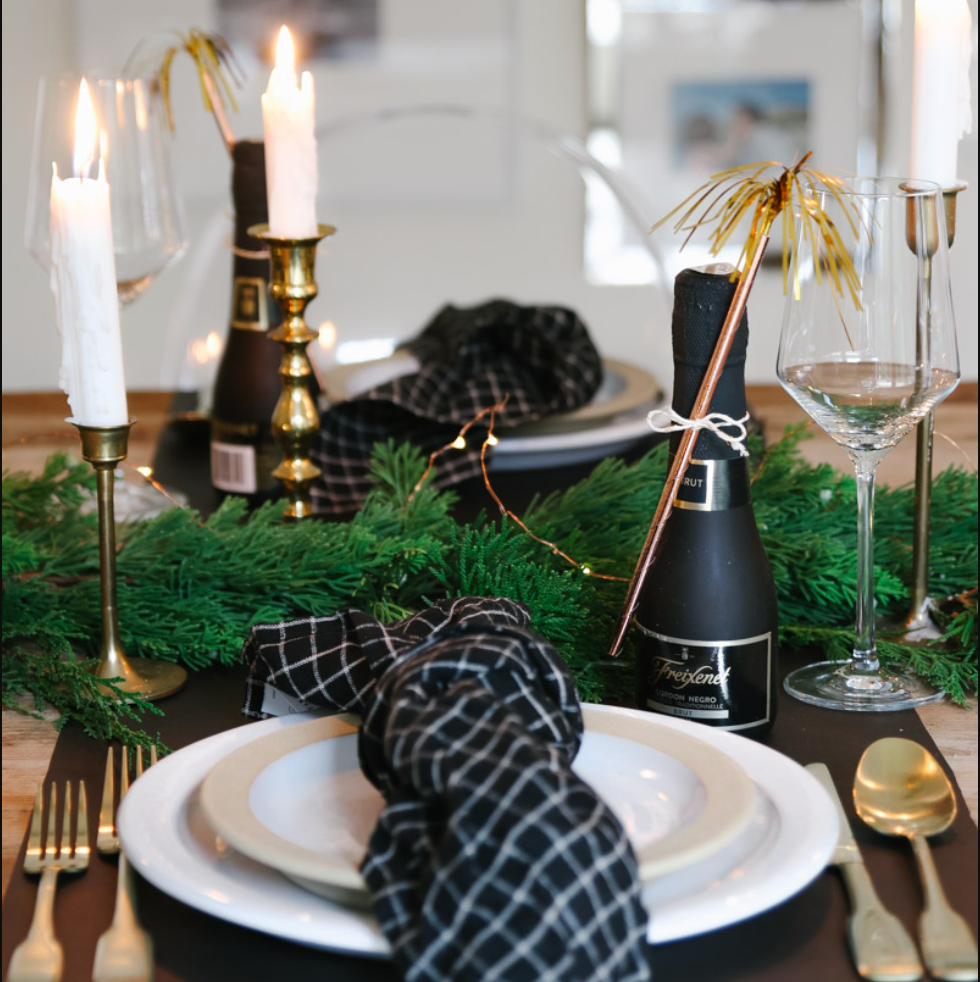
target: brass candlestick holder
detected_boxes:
[903,183,966,634]
[249,223,336,520]
[72,420,187,700]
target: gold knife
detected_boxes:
[807,762,923,981]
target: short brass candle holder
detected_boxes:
[249,223,336,520]
[72,420,187,700]
[903,183,966,635]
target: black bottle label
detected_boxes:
[675,457,750,511]
[230,277,270,332]
[637,627,772,731]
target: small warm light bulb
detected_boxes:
[189,332,224,366]
[581,566,592,576]
[452,436,467,450]
[73,79,98,179]
[318,320,338,351]
[486,433,499,447]
[136,466,154,478]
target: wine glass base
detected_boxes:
[784,660,945,712]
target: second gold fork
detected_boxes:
[93,745,156,982]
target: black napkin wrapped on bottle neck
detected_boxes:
[241,596,650,982]
[310,300,603,516]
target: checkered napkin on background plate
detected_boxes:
[310,299,603,516]
[242,596,650,982]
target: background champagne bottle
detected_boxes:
[634,265,778,739]
[209,140,282,502]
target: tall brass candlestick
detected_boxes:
[72,421,187,700]
[250,223,335,520]
[904,184,965,634]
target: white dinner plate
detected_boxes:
[198,708,757,906]
[119,706,836,954]
[323,355,666,470]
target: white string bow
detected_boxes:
[646,408,751,457]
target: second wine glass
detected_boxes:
[25,73,188,306]
[777,177,959,711]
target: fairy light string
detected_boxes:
[408,398,506,500]
[126,462,208,521]
[407,396,629,583]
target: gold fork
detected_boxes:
[9,781,90,982]
[92,745,156,982]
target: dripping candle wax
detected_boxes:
[261,25,318,238]
[49,78,127,426]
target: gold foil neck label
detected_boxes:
[674,457,751,512]
[231,277,269,332]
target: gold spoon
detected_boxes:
[854,737,978,982]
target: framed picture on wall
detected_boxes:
[586,0,865,284]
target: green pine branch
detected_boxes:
[3,429,977,747]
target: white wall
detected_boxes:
[2,0,77,392]
[2,0,976,397]
[880,0,979,391]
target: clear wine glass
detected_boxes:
[777,177,959,711]
[25,73,188,305]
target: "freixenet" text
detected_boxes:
[651,659,731,689]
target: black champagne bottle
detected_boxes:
[634,265,778,738]
[209,140,282,502]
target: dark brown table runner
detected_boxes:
[3,652,977,982]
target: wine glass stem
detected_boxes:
[853,456,880,673]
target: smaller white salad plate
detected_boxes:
[198,706,757,906]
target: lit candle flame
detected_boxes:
[275,25,296,78]
[98,131,109,180]
[73,79,98,179]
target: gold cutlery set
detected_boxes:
[8,738,977,982]
[809,739,978,982]
[9,746,155,982]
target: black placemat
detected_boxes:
[5,404,977,980]
[3,654,977,982]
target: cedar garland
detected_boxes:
[2,430,977,747]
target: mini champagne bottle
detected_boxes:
[635,265,778,738]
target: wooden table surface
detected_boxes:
[3,387,977,901]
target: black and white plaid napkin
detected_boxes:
[310,300,603,515]
[241,596,650,982]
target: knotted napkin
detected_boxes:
[241,596,650,982]
[310,300,603,515]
